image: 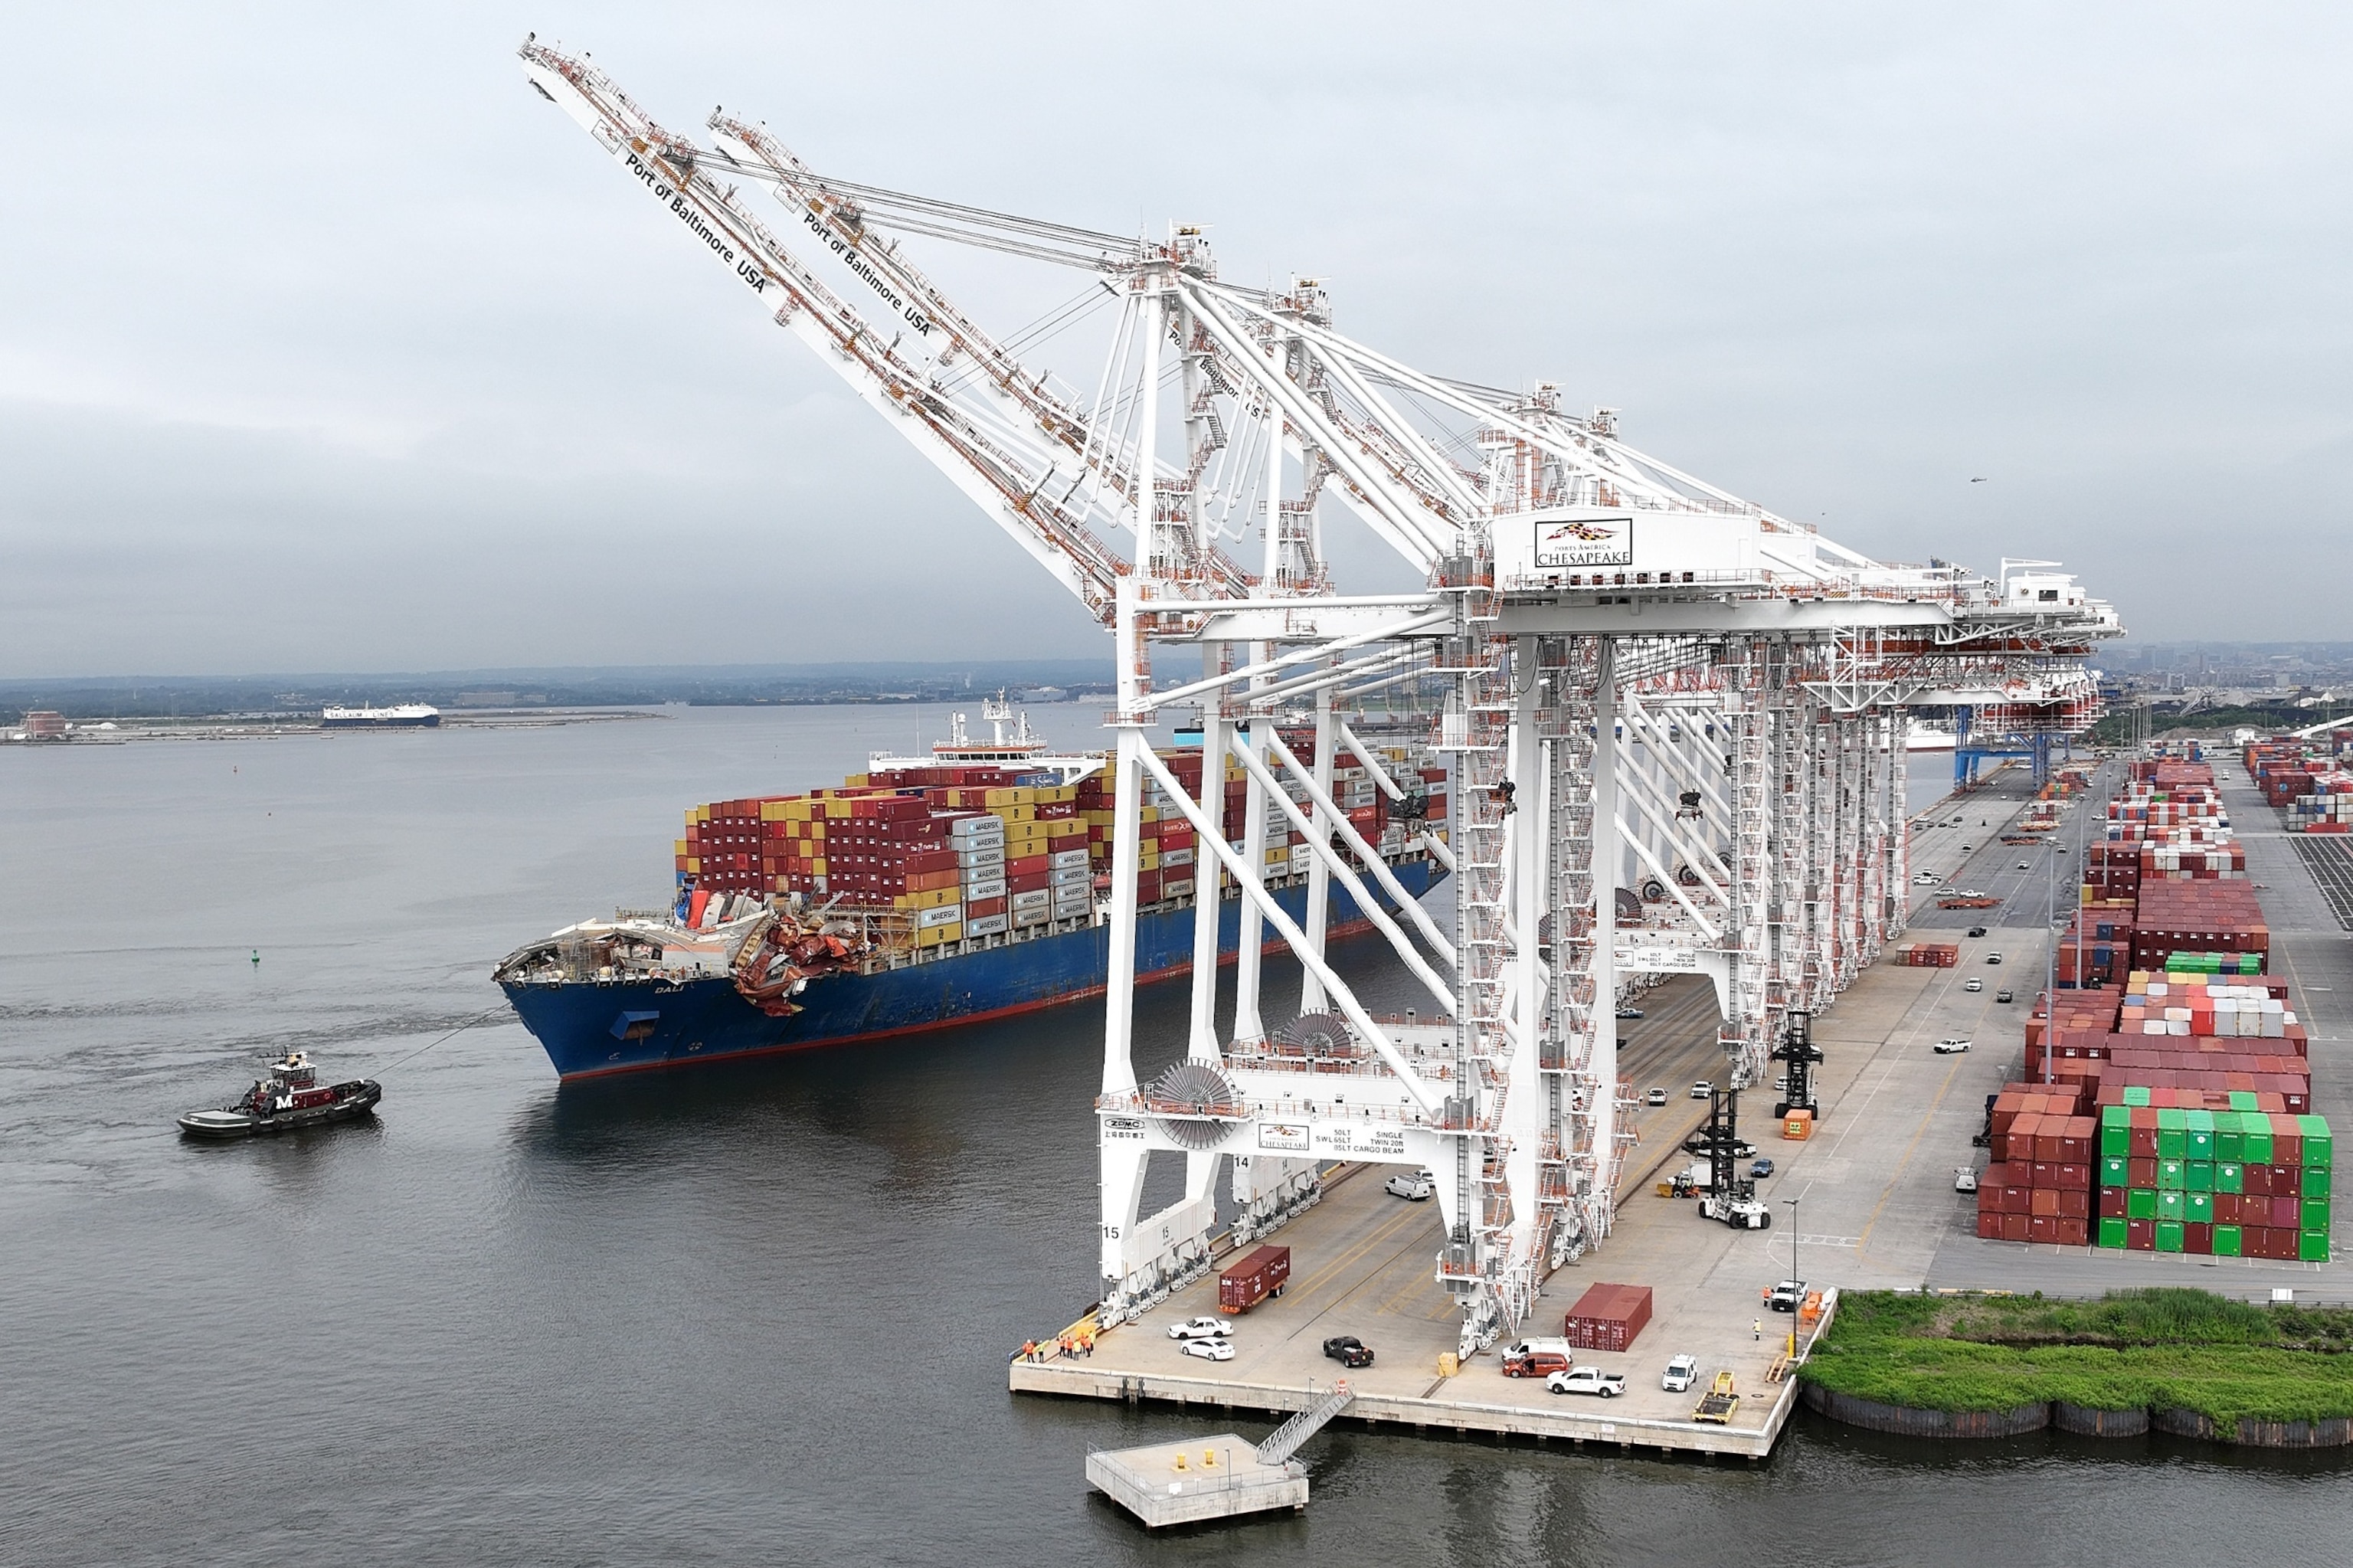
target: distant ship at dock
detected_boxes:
[322,704,441,729]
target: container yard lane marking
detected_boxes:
[1276,1200,1435,1337]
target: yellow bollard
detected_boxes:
[1202,1449,1217,1468]
[1173,1452,1188,1471]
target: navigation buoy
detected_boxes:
[250,950,261,968]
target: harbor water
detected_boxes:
[2,706,2340,1566]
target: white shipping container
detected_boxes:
[917,902,964,929]
[1160,847,1195,868]
[949,814,1004,839]
[957,844,1006,866]
[1050,847,1090,869]
[965,876,1009,900]
[1010,889,1052,912]
[1050,865,1093,887]
[1163,879,1196,899]
[1010,905,1049,928]
[967,914,1010,937]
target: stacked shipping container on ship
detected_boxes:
[669,731,1448,948]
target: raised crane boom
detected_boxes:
[519,38,1256,623]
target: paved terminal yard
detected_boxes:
[1021,758,2353,1473]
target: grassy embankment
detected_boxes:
[1801,1289,2353,1424]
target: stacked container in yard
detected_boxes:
[1562,1282,1653,1350]
[1896,941,1959,968]
[2096,1102,2332,1259]
[2055,901,2136,988]
[2132,880,2269,974]
[2284,772,2353,833]
[1975,1082,2094,1245]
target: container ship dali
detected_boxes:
[496,706,1450,1079]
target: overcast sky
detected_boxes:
[3,3,2347,677]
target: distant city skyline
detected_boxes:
[5,3,2349,677]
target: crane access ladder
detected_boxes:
[1254,1383,1357,1467]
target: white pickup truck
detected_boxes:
[1546,1366,1628,1399]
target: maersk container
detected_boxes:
[1218,1245,1291,1314]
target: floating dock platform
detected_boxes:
[1085,1437,1306,1527]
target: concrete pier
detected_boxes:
[1023,761,2351,1490]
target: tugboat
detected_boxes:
[177,1050,381,1138]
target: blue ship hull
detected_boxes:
[502,860,1442,1079]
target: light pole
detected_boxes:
[1784,1195,1802,1357]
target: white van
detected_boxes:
[1384,1170,1435,1201]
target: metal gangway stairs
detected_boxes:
[1254,1383,1356,1467]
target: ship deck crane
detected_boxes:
[518,37,2123,1354]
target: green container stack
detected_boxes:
[2095,1107,2332,1259]
[2159,951,2266,976]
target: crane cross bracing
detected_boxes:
[519,38,2123,1354]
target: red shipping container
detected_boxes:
[1217,1245,1291,1314]
[2099,1187,2128,1219]
[2028,1215,2060,1243]
[2128,1157,2158,1187]
[2184,1223,2214,1255]
[2001,1214,2032,1242]
[2029,1189,2061,1218]
[1562,1282,1654,1351]
[1975,1210,2004,1239]
[2126,1217,2155,1251]
[2057,1190,2090,1220]
[2057,1218,2090,1247]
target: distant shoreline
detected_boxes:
[0,709,669,745]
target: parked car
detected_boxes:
[1966,925,1988,938]
[1955,1167,1980,1193]
[1661,1354,1700,1393]
[1964,977,1983,993]
[1750,1157,1775,1178]
[1546,1367,1628,1399]
[1913,872,1940,885]
[1384,1170,1435,1201]
[1986,953,2004,965]
[1168,1316,1232,1341]
[1996,988,2014,1003]
[2017,860,2032,871]
[1767,1280,1808,1312]
[1180,1337,1235,1362]
[1773,1074,1788,1094]
[1323,1335,1375,1368]
[1934,1037,1972,1054]
[1690,1082,1713,1100]
[1645,1086,1669,1106]
[1615,1006,1645,1020]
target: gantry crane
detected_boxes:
[518,38,2122,1354]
